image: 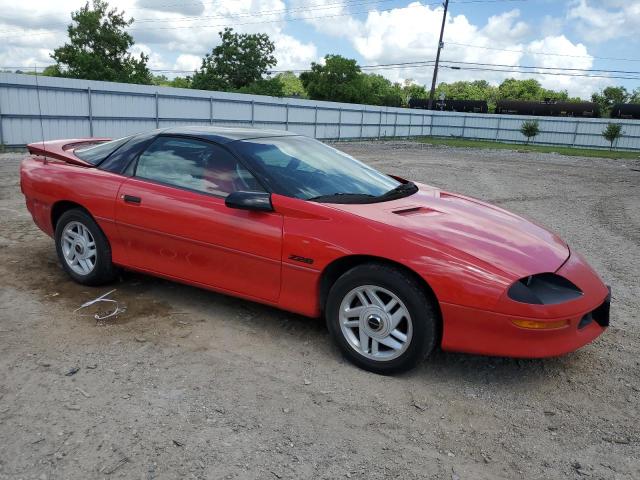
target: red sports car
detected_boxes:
[20,127,610,373]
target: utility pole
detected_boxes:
[427,0,449,110]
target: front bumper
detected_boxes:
[439,252,610,358]
[440,292,610,358]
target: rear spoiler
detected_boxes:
[27,138,111,167]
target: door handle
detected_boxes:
[122,194,141,204]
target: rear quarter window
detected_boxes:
[75,136,132,165]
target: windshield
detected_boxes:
[75,136,132,165]
[230,136,407,202]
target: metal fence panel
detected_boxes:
[160,96,209,120]
[1,72,639,151]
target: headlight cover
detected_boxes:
[507,273,583,305]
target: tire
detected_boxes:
[326,263,438,374]
[54,208,117,286]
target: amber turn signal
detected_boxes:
[511,319,571,330]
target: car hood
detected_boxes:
[326,184,569,279]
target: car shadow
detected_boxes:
[404,345,590,389]
[15,247,591,387]
[118,269,588,386]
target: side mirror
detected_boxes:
[225,191,273,212]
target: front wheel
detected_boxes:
[326,263,438,374]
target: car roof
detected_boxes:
[158,126,300,144]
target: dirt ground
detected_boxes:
[0,141,638,480]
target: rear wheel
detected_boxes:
[54,209,117,286]
[326,263,438,374]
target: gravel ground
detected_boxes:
[0,141,639,480]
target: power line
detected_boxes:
[439,65,640,81]
[0,0,393,23]
[126,2,441,32]
[0,0,528,37]
[133,0,398,24]
[6,58,639,81]
[411,59,640,75]
[0,0,418,36]
[132,0,527,23]
[447,42,640,63]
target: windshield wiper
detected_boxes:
[308,192,376,203]
[377,182,418,199]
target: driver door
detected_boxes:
[114,135,283,302]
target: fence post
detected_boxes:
[393,111,397,137]
[428,112,434,137]
[251,100,255,127]
[337,108,342,140]
[378,110,382,139]
[313,105,318,138]
[495,117,501,142]
[0,88,4,147]
[285,103,289,131]
[571,120,579,147]
[154,92,159,129]
[87,87,93,137]
[360,108,364,139]
[461,114,467,139]
[209,97,213,125]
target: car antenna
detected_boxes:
[33,64,47,163]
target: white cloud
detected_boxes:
[130,43,171,71]
[0,0,622,98]
[174,54,201,73]
[288,0,361,38]
[300,1,608,98]
[272,34,317,71]
[0,0,317,76]
[134,0,205,16]
[330,4,527,86]
[567,0,640,42]
[525,35,604,98]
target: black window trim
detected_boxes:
[96,132,158,175]
[79,135,135,167]
[226,135,308,198]
[127,133,272,200]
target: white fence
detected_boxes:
[1,72,639,150]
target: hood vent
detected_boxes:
[392,206,441,217]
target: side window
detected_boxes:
[135,137,264,197]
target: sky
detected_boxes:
[0,0,639,99]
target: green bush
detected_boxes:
[602,123,624,151]
[520,120,540,145]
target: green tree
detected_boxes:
[151,74,192,88]
[362,74,403,106]
[602,123,624,150]
[300,55,364,103]
[520,120,540,145]
[300,55,403,106]
[273,72,306,97]
[169,76,192,89]
[50,0,151,84]
[592,86,630,115]
[402,80,428,106]
[630,88,640,104]
[436,80,498,110]
[41,65,63,76]
[498,78,570,102]
[151,74,169,85]
[191,28,276,91]
[236,77,284,96]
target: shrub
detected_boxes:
[520,120,540,145]
[602,123,624,151]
